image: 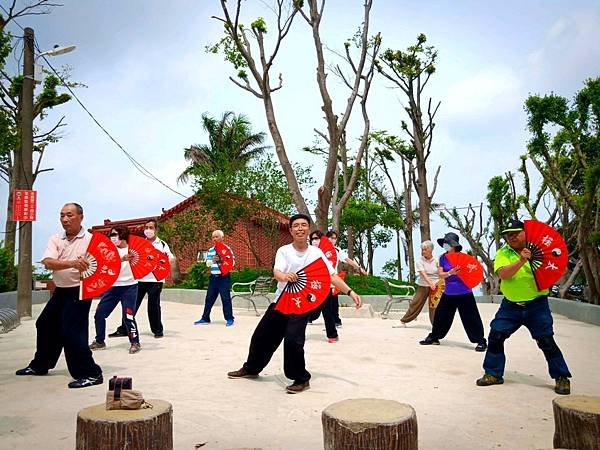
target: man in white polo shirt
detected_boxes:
[15,203,103,389]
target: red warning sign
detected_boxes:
[12,190,37,221]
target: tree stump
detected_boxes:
[76,399,173,450]
[553,395,600,450]
[322,398,418,450]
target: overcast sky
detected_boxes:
[1,0,599,277]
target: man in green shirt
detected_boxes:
[476,219,571,394]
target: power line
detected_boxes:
[38,49,189,199]
[1,6,189,199]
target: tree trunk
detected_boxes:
[552,395,600,450]
[262,93,310,218]
[367,229,374,276]
[403,162,416,283]
[4,187,17,254]
[76,400,173,450]
[396,229,402,280]
[322,398,418,450]
[4,159,20,254]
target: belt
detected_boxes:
[508,295,547,307]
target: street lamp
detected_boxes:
[38,44,76,58]
[16,28,75,318]
[34,45,76,84]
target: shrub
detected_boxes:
[344,274,414,295]
[0,243,17,292]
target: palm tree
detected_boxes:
[178,111,268,184]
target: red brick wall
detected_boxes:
[160,205,291,274]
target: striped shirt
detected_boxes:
[205,245,235,275]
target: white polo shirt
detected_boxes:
[41,227,92,288]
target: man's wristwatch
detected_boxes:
[346,289,353,296]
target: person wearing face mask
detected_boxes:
[307,230,340,342]
[324,230,367,328]
[89,226,141,354]
[108,219,174,339]
[419,232,487,352]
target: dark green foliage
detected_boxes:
[175,265,411,296]
[179,262,210,290]
[0,243,17,292]
[344,274,415,295]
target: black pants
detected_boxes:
[243,303,311,383]
[321,292,338,338]
[117,282,163,336]
[331,293,341,325]
[29,287,102,379]
[308,292,340,332]
[428,292,486,344]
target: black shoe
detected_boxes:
[68,375,103,389]
[475,342,487,352]
[419,336,440,345]
[108,329,128,338]
[286,380,310,394]
[15,366,47,376]
[227,367,258,379]
[154,333,164,339]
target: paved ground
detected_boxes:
[1,300,599,449]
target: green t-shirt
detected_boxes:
[494,245,549,301]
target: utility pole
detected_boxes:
[16,27,34,318]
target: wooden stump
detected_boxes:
[322,398,417,450]
[553,395,600,450]
[76,399,173,450]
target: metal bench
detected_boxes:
[0,308,20,333]
[230,276,275,316]
[381,280,415,319]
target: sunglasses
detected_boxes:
[109,232,119,237]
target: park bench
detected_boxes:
[230,276,275,316]
[381,279,415,319]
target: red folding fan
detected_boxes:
[524,220,568,290]
[332,271,346,295]
[318,237,338,270]
[274,257,332,315]
[127,235,159,279]
[79,232,121,300]
[152,249,171,281]
[214,241,234,275]
[444,252,484,289]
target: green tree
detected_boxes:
[210,1,381,232]
[525,78,600,304]
[177,111,268,184]
[376,34,441,243]
[1,4,74,254]
[0,241,17,292]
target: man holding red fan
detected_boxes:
[194,229,235,326]
[476,219,572,395]
[15,203,103,389]
[227,213,361,394]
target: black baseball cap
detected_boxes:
[501,219,524,235]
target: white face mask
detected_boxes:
[330,238,337,245]
[110,236,122,246]
[443,243,451,251]
[311,239,320,246]
[144,229,155,239]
